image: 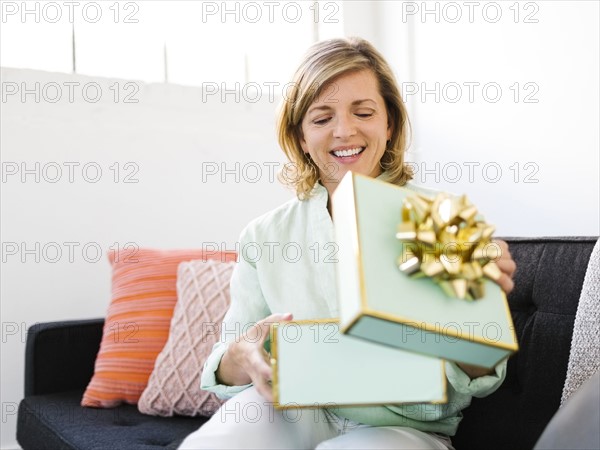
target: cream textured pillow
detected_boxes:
[138,259,235,416]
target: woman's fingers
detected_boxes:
[244,313,292,402]
[256,313,293,344]
[494,240,516,275]
[491,239,516,294]
[251,350,275,402]
[496,273,515,294]
[245,350,271,390]
[254,377,274,402]
[241,313,291,348]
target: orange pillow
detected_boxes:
[81,248,237,408]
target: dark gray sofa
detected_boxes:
[16,237,598,450]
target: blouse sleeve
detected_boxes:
[445,358,508,398]
[200,223,272,399]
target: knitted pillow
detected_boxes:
[81,249,237,408]
[138,259,235,416]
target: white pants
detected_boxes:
[179,387,453,450]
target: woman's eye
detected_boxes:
[313,117,331,125]
[356,113,373,118]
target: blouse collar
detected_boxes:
[311,171,389,200]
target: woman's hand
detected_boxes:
[457,240,516,379]
[216,313,293,402]
[492,239,516,295]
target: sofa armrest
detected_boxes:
[24,319,104,397]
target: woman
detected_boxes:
[180,37,516,449]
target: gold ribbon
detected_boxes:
[395,193,501,300]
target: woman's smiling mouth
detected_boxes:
[330,146,365,159]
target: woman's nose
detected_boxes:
[333,114,357,139]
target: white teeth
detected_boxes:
[332,147,363,157]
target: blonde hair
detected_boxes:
[276,37,413,199]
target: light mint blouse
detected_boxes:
[201,174,507,436]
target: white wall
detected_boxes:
[360,0,600,236]
[0,68,292,448]
[1,1,599,448]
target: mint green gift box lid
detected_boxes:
[332,172,519,368]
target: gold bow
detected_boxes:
[395,193,502,300]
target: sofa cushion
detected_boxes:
[138,259,235,416]
[452,237,597,450]
[18,390,206,450]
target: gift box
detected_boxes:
[332,172,518,368]
[270,320,446,408]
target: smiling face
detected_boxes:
[300,69,392,197]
